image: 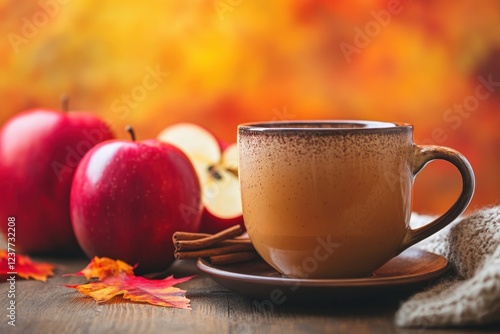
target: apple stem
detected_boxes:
[125,125,136,141]
[208,166,223,180]
[60,94,69,112]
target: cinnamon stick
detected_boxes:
[215,239,252,246]
[172,225,259,265]
[172,231,211,241]
[175,243,253,260]
[174,225,243,251]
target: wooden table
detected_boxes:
[0,256,499,334]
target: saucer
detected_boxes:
[196,248,450,301]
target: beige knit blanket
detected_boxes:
[395,206,500,328]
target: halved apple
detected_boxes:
[158,123,244,233]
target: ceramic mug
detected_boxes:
[238,121,475,279]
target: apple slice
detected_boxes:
[158,123,244,234]
[157,123,220,167]
[201,143,242,233]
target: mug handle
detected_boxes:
[398,145,475,252]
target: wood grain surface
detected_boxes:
[0,255,499,334]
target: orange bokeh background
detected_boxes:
[0,0,499,215]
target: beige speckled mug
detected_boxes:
[238,121,475,279]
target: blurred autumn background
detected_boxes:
[0,0,498,215]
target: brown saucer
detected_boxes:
[196,248,450,301]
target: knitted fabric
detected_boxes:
[395,206,500,328]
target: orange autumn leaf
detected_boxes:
[64,256,135,280]
[65,257,194,309]
[0,249,55,282]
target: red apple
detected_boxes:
[157,123,243,234]
[0,105,114,255]
[70,127,202,274]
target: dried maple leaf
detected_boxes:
[64,256,135,280]
[65,257,194,309]
[0,249,55,282]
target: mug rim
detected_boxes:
[238,120,412,133]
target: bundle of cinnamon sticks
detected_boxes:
[172,225,259,265]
